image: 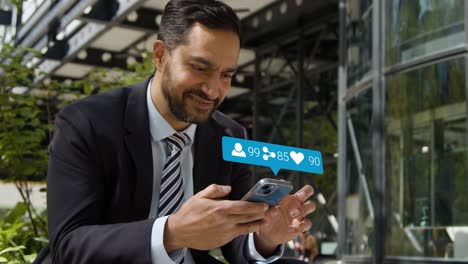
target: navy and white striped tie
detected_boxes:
[158,133,189,218]
[159,133,188,264]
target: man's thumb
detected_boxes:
[197,184,231,199]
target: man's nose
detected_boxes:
[200,78,221,100]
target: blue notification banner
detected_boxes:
[222,136,323,176]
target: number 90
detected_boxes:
[308,156,321,166]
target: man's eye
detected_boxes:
[222,73,233,79]
[191,65,206,71]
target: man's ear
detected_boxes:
[153,40,167,72]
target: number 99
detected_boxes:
[248,147,260,157]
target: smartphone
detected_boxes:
[241,178,293,207]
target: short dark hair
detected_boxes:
[158,0,240,49]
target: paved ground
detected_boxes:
[0,181,46,209]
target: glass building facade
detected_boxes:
[339,0,468,263]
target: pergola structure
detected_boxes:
[1,0,339,247]
[3,0,337,130]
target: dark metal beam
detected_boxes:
[120,7,161,32]
[43,40,70,60]
[0,10,12,25]
[82,0,119,22]
[279,50,338,130]
[241,0,338,48]
[255,19,338,58]
[267,82,296,143]
[296,31,305,187]
[82,5,161,33]
[15,0,78,48]
[32,0,145,79]
[231,73,254,89]
[252,52,261,178]
[372,0,386,263]
[71,47,143,69]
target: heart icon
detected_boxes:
[290,151,304,165]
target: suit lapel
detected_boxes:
[123,77,153,219]
[193,117,228,194]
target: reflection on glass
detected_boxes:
[345,88,374,255]
[385,58,468,259]
[347,0,372,87]
[386,0,464,66]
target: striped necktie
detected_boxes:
[158,132,189,218]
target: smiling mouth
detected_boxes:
[187,94,214,109]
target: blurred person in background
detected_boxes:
[298,232,319,263]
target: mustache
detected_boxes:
[184,89,220,105]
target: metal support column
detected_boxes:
[337,0,347,258]
[372,0,386,263]
[253,52,261,179]
[297,33,305,188]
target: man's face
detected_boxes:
[160,23,240,124]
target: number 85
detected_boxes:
[277,152,289,161]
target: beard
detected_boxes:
[161,65,221,124]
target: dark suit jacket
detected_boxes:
[35,77,255,264]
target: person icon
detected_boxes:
[232,143,246,157]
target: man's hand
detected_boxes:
[254,185,316,256]
[164,184,269,252]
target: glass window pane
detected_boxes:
[385,58,468,259]
[345,88,374,256]
[386,0,465,66]
[347,0,372,87]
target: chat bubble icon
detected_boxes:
[222,136,323,176]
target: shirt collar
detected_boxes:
[146,78,197,145]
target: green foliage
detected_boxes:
[0,44,49,182]
[0,203,47,263]
[0,45,155,263]
[0,45,154,181]
[0,44,50,262]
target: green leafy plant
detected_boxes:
[0,44,49,241]
[0,202,47,263]
[0,44,155,262]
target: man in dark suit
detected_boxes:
[35,0,316,263]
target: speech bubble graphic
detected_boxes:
[222,136,323,175]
